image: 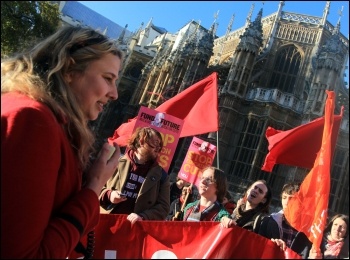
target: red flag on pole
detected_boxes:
[261,105,343,172]
[284,90,337,250]
[109,72,218,146]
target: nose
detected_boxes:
[109,85,118,101]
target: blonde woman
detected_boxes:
[1,25,123,258]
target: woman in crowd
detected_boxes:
[181,166,231,222]
[1,25,123,258]
[309,214,349,259]
[222,191,236,214]
[220,179,272,232]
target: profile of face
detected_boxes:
[198,168,217,198]
[246,181,268,207]
[66,53,121,121]
[281,192,295,211]
[330,217,347,241]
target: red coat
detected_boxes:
[1,93,99,258]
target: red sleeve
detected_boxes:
[1,94,99,258]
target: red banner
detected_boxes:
[69,214,301,259]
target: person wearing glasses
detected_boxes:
[99,127,170,224]
[180,166,232,222]
[220,180,272,232]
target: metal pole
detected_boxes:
[216,131,220,169]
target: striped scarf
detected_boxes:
[185,201,220,221]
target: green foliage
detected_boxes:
[1,1,60,57]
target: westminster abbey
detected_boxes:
[59,1,349,215]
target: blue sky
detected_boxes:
[79,1,349,84]
[79,1,348,36]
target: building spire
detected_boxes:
[337,5,343,27]
[226,13,235,36]
[117,24,128,44]
[322,1,330,25]
[144,17,153,38]
[210,10,219,35]
[246,3,255,26]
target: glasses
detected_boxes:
[145,140,162,153]
[200,176,216,185]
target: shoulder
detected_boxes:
[218,206,232,218]
[2,93,63,145]
[2,92,57,123]
[262,215,277,224]
[149,165,169,184]
[184,201,197,210]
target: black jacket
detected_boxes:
[258,213,312,259]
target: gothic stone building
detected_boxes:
[60,1,349,215]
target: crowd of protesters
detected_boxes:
[1,24,348,260]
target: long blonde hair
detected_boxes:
[1,25,123,170]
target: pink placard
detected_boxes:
[178,137,217,186]
[133,106,183,172]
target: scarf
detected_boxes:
[186,201,221,221]
[232,204,262,230]
[324,234,344,259]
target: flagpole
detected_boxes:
[216,130,219,169]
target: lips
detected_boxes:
[97,101,106,112]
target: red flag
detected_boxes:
[261,106,343,172]
[284,90,336,249]
[109,72,218,146]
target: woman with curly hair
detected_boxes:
[1,25,123,258]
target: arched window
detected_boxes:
[269,46,301,94]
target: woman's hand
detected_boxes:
[84,143,120,196]
[110,190,127,204]
[308,246,323,259]
[127,213,143,225]
[220,216,236,228]
[271,238,287,251]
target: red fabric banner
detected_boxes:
[284,91,335,250]
[261,102,343,172]
[109,72,219,146]
[69,214,301,259]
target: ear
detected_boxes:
[63,58,76,84]
[64,71,73,83]
[261,198,267,204]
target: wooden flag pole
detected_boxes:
[172,183,193,221]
